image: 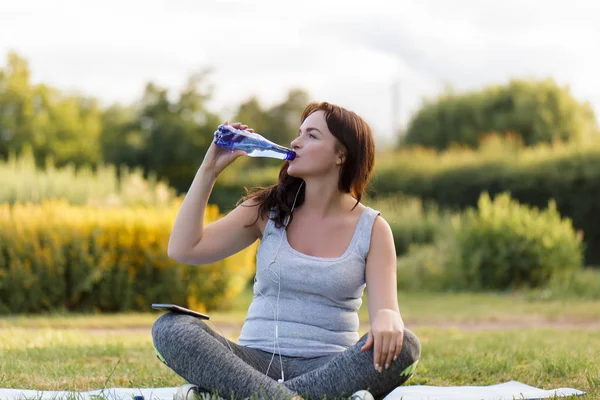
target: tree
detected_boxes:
[0,52,102,167]
[401,78,599,150]
[100,70,221,193]
[232,88,309,168]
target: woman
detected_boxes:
[152,102,421,400]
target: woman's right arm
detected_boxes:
[167,122,262,265]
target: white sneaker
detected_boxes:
[173,384,214,400]
[350,390,374,400]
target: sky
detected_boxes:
[1,0,599,146]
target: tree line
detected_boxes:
[2,51,598,193]
[0,52,309,193]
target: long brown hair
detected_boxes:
[240,101,375,228]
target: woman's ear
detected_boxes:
[334,141,346,166]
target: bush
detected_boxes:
[402,78,598,150]
[524,267,600,301]
[396,243,452,292]
[0,146,178,207]
[0,200,257,314]
[371,139,600,265]
[366,195,451,256]
[448,192,584,291]
[211,164,280,211]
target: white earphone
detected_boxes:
[255,180,304,384]
[211,181,304,385]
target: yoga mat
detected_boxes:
[0,381,585,400]
[385,380,585,400]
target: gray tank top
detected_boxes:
[238,205,381,357]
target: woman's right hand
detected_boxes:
[200,121,253,178]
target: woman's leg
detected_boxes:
[151,312,298,399]
[283,328,421,400]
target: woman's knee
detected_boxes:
[401,328,421,364]
[151,312,205,347]
[390,328,421,382]
[152,311,177,337]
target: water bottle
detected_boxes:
[213,124,296,161]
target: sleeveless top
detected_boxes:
[237,205,381,357]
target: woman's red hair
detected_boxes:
[240,101,375,228]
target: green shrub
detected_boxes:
[396,244,452,292]
[448,192,584,291]
[525,267,600,301]
[371,139,600,265]
[212,164,280,211]
[0,146,178,207]
[402,78,598,150]
[0,200,257,314]
[366,195,451,256]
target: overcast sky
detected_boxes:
[1,0,599,145]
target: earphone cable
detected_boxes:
[257,180,304,382]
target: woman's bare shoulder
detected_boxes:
[239,197,270,237]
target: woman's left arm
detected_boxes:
[360,215,404,373]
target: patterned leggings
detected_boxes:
[152,312,421,399]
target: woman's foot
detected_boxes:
[173,384,216,400]
[350,390,374,400]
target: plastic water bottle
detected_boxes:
[213,124,296,161]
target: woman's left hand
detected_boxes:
[360,309,404,373]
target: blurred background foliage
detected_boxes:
[2,51,600,314]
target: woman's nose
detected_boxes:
[290,136,300,149]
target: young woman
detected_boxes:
[152,102,421,400]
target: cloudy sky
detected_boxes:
[1,0,599,145]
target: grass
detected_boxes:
[1,289,599,399]
[3,290,599,329]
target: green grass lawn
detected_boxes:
[1,290,599,399]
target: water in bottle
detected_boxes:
[213,124,296,161]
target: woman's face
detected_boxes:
[287,110,343,179]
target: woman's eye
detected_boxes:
[297,131,316,139]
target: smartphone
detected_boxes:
[151,303,210,320]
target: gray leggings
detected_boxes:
[152,313,421,400]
